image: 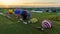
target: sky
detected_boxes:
[0,0,60,8]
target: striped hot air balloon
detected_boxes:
[41,20,51,28]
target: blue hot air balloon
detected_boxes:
[21,10,30,18]
[14,9,22,18]
[14,9,22,14]
[27,12,30,18]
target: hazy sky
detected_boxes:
[24,0,60,2]
[0,0,60,3]
[0,0,60,2]
[0,0,60,7]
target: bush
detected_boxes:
[56,15,60,21]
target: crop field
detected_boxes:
[0,9,60,34]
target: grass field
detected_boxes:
[0,9,60,34]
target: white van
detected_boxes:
[31,10,43,13]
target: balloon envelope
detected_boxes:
[9,9,13,12]
[42,20,51,28]
[30,18,38,23]
[8,9,13,14]
[27,12,30,18]
[14,9,22,14]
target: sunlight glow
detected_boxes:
[0,0,60,8]
[0,0,24,5]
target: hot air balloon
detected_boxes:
[8,9,13,14]
[20,10,31,24]
[14,9,22,14]
[30,18,38,23]
[14,9,22,18]
[41,20,51,28]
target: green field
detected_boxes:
[0,9,60,34]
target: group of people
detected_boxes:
[8,9,30,24]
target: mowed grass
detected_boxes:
[0,9,60,34]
